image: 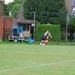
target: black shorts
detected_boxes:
[42,36,46,40]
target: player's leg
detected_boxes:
[40,36,45,45]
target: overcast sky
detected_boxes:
[5,0,14,4]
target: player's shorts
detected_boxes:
[42,36,46,40]
[46,37,48,40]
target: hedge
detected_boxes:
[35,23,61,41]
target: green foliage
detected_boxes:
[11,4,21,17]
[23,0,67,27]
[69,16,75,31]
[68,16,75,40]
[35,24,61,41]
[73,31,75,42]
[14,0,22,3]
[5,0,22,17]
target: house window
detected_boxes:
[72,8,75,14]
[72,0,75,6]
[23,24,29,31]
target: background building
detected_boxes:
[65,0,75,14]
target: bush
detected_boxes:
[73,31,75,42]
[35,23,61,41]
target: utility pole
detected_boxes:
[1,0,6,40]
[34,12,36,41]
[66,14,69,44]
[2,0,4,17]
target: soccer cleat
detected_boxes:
[40,42,42,45]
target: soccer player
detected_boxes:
[40,30,52,45]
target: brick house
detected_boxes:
[0,18,13,40]
[0,18,3,40]
[0,1,13,40]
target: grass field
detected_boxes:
[0,43,75,75]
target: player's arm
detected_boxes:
[49,33,52,38]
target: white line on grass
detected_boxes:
[0,59,75,73]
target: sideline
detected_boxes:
[0,59,75,73]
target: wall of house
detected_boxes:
[65,0,73,14]
[0,17,13,40]
[5,18,13,39]
[5,18,12,29]
[0,18,3,40]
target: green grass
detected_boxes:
[0,44,75,75]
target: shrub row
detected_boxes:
[35,23,61,41]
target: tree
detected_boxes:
[68,16,75,40]
[5,0,22,17]
[5,2,15,16]
[23,0,67,27]
[69,16,75,31]
[11,4,21,17]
